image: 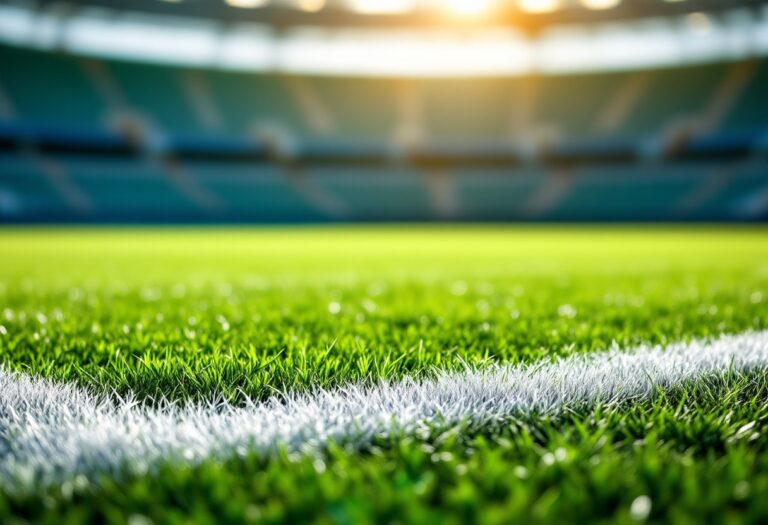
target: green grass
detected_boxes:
[1,226,767,523]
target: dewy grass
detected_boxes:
[6,370,768,524]
[0,227,766,404]
[2,331,768,494]
[0,226,767,524]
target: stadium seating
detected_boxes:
[0,41,767,223]
[205,70,310,138]
[721,61,768,134]
[419,78,517,141]
[310,167,431,220]
[186,161,322,221]
[452,168,547,220]
[59,155,198,220]
[620,64,725,138]
[532,71,627,139]
[0,46,106,130]
[3,43,768,142]
[0,153,69,220]
[697,162,768,219]
[547,165,705,221]
[107,61,206,136]
[304,77,399,141]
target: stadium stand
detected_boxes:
[185,161,322,221]
[303,77,399,141]
[619,64,725,138]
[0,153,69,219]
[106,62,206,136]
[59,155,199,220]
[698,162,768,219]
[419,78,517,141]
[310,167,432,220]
[546,165,704,221]
[205,71,311,138]
[721,62,768,134]
[452,168,547,220]
[0,39,766,223]
[531,71,627,139]
[0,46,106,130]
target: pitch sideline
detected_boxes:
[2,330,768,492]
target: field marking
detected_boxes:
[2,330,768,492]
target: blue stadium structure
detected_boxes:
[0,35,767,222]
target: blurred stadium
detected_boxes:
[3,3,768,523]
[1,0,767,223]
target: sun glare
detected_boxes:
[581,0,621,10]
[517,0,561,13]
[224,0,269,8]
[296,0,326,11]
[444,0,496,17]
[347,0,415,14]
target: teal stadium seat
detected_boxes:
[620,64,725,138]
[453,168,546,220]
[205,71,309,137]
[108,61,204,135]
[0,154,69,218]
[59,156,197,218]
[418,78,517,141]
[698,163,768,219]
[533,71,628,139]
[549,165,702,220]
[311,167,430,220]
[303,77,399,141]
[186,162,322,221]
[721,62,768,133]
[0,45,105,129]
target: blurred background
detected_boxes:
[0,0,766,223]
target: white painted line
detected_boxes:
[2,330,768,492]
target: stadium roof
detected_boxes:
[3,2,768,75]
[28,0,768,31]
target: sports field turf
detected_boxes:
[1,226,767,524]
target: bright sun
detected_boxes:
[445,0,495,17]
